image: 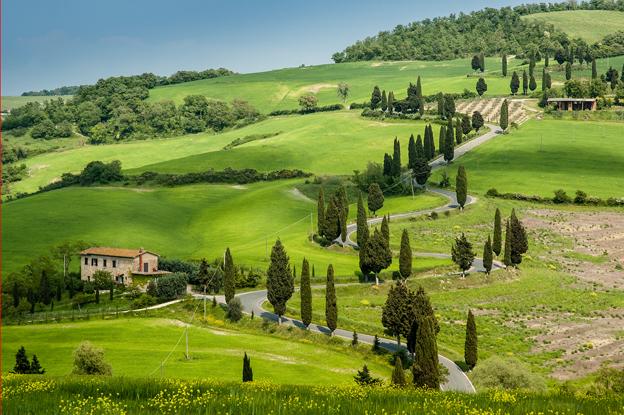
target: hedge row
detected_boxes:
[135,168,311,186]
[486,188,624,207]
[268,104,344,116]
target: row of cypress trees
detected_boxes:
[317,186,349,242]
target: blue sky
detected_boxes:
[3,0,532,95]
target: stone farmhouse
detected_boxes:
[80,247,169,285]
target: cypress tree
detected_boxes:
[565,62,572,81]
[224,247,235,304]
[391,138,401,177]
[367,183,384,216]
[312,264,315,278]
[592,59,597,79]
[499,99,509,131]
[509,209,529,266]
[39,270,52,306]
[545,71,552,89]
[502,54,507,77]
[493,208,502,256]
[455,118,463,145]
[476,77,488,96]
[412,157,431,186]
[381,215,390,247]
[95,288,100,304]
[324,197,341,241]
[464,310,478,370]
[372,335,381,352]
[388,91,395,114]
[336,187,349,243]
[529,74,537,91]
[529,56,535,78]
[242,352,253,382]
[300,258,312,328]
[444,95,456,117]
[382,282,416,346]
[317,188,326,237]
[541,68,547,91]
[444,118,454,163]
[356,193,369,248]
[383,153,393,176]
[503,220,512,267]
[13,346,31,374]
[544,54,549,67]
[522,70,528,95]
[293,264,297,279]
[423,127,432,160]
[399,229,412,280]
[438,125,446,156]
[483,235,493,275]
[479,52,485,72]
[411,317,440,389]
[471,55,481,71]
[429,125,436,158]
[414,286,440,334]
[416,76,423,98]
[381,90,388,112]
[510,71,520,95]
[461,113,472,135]
[437,92,446,118]
[451,233,475,277]
[361,229,392,285]
[27,288,36,314]
[325,264,337,335]
[455,165,468,209]
[408,134,417,170]
[266,240,294,323]
[371,86,382,109]
[30,354,45,374]
[392,355,407,386]
[416,135,424,158]
[352,331,358,346]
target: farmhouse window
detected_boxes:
[103,259,107,267]
[112,260,117,268]
[84,257,88,265]
[91,258,98,266]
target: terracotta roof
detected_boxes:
[80,247,158,258]
[547,98,596,102]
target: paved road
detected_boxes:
[429,123,500,169]
[220,288,476,393]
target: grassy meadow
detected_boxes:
[434,119,624,199]
[523,10,624,43]
[2,179,449,275]
[1,95,72,111]
[1,317,391,383]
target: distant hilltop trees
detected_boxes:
[332,1,624,63]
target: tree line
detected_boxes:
[332,1,624,63]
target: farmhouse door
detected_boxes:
[143,262,149,272]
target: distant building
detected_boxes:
[547,98,597,111]
[80,247,169,285]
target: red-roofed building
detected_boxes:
[80,247,169,285]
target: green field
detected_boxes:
[2,95,71,111]
[433,119,624,199]
[9,111,430,195]
[147,56,624,113]
[2,179,449,275]
[524,10,624,43]
[1,317,390,383]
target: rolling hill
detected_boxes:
[523,10,624,43]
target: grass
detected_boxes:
[1,95,71,111]
[523,10,624,43]
[4,375,621,415]
[1,317,391,384]
[147,55,624,114]
[2,179,449,276]
[433,119,624,199]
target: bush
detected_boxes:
[552,189,571,204]
[132,294,157,309]
[471,356,546,391]
[152,272,188,301]
[268,104,343,116]
[226,298,243,322]
[72,341,112,375]
[574,190,588,204]
[71,293,95,309]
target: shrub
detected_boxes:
[132,294,157,309]
[471,356,546,391]
[72,341,112,375]
[552,189,571,204]
[226,298,243,322]
[152,273,188,301]
[71,293,94,309]
[574,190,588,204]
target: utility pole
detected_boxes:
[185,327,189,360]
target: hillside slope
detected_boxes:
[523,10,624,43]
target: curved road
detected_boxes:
[199,123,504,393]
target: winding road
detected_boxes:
[199,123,504,393]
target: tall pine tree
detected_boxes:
[325,264,337,335]
[266,240,294,323]
[464,310,478,370]
[399,229,412,280]
[300,258,312,328]
[224,247,235,304]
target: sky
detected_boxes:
[3,0,533,95]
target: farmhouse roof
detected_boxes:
[80,247,159,258]
[546,98,596,102]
